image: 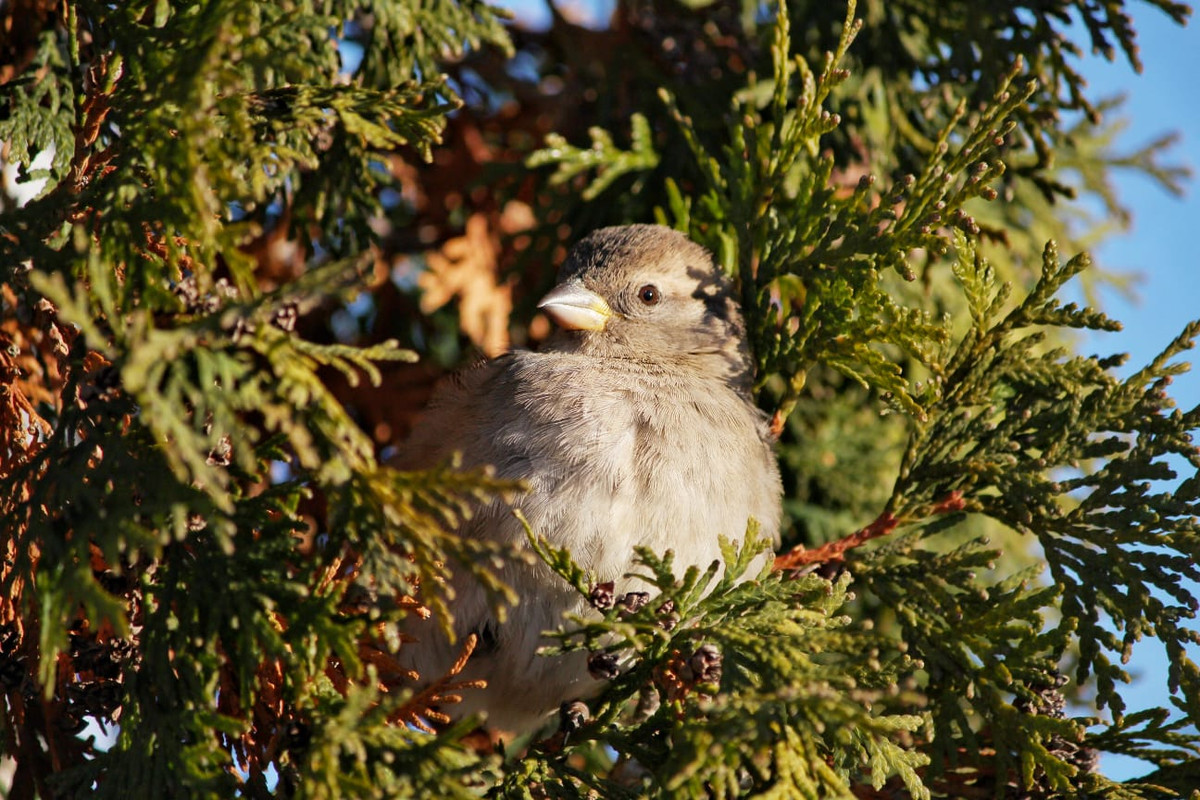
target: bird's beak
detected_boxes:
[537,279,613,331]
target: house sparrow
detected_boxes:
[397,224,782,734]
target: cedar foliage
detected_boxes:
[1,0,1198,797]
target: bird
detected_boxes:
[395,224,782,735]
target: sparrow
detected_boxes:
[396,224,782,734]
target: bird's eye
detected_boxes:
[637,284,661,305]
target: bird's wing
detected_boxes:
[391,356,522,692]
[391,355,515,472]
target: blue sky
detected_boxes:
[1073,6,1199,781]
[1082,8,1199,404]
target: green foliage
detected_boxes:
[527,113,659,201]
[778,0,1191,203]
[0,1,518,796]
[298,681,496,800]
[1,0,1198,798]
[516,530,930,799]
[888,236,1200,724]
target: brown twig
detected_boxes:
[773,490,966,571]
[774,512,899,571]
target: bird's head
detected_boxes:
[538,225,753,391]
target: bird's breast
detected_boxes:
[499,354,779,582]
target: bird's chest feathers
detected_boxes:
[518,376,730,491]
[503,361,758,575]
[582,391,715,493]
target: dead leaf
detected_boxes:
[418,213,513,356]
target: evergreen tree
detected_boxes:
[1,1,1197,797]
